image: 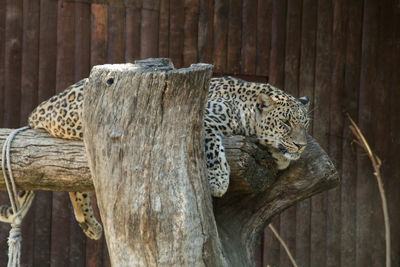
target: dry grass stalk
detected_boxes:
[268,224,298,267]
[347,114,391,267]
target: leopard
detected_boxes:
[205,76,310,196]
[0,75,310,239]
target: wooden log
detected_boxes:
[82,59,227,266]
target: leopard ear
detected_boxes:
[298,96,310,109]
[256,93,275,113]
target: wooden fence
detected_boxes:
[0,0,399,266]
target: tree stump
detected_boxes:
[0,58,339,266]
[82,59,227,266]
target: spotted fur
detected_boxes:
[205,76,310,196]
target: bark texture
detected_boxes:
[0,128,92,191]
[0,58,339,266]
[0,130,275,193]
[82,59,228,266]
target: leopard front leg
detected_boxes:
[205,132,230,197]
[69,192,102,240]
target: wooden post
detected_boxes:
[82,59,227,266]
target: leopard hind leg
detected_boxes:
[69,192,102,240]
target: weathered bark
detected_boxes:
[0,58,339,266]
[0,130,274,193]
[0,128,93,191]
[82,59,228,266]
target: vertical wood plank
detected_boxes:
[389,2,400,266]
[91,4,108,67]
[268,0,287,88]
[125,0,142,62]
[310,0,333,265]
[213,0,228,73]
[38,0,57,101]
[56,1,75,92]
[283,0,302,96]
[50,193,71,266]
[240,0,257,75]
[183,0,199,67]
[198,0,214,63]
[75,2,91,80]
[20,0,40,122]
[72,3,92,267]
[226,0,242,74]
[263,2,287,264]
[339,1,363,266]
[158,0,169,58]
[19,0,40,265]
[32,192,53,267]
[0,0,5,127]
[295,1,317,265]
[140,1,160,59]
[0,2,7,263]
[370,1,393,266]
[356,0,379,266]
[88,5,109,265]
[51,2,75,266]
[35,1,58,266]
[108,5,125,63]
[86,195,104,267]
[279,0,302,266]
[326,0,347,266]
[256,0,272,77]
[4,0,23,127]
[263,217,280,267]
[169,0,185,67]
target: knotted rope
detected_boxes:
[1,126,34,267]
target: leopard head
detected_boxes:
[254,89,310,161]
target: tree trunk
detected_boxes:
[0,58,339,266]
[82,59,228,266]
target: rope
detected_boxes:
[1,126,34,267]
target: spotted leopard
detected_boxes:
[205,76,310,196]
[0,75,310,239]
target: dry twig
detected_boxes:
[347,114,391,267]
[268,224,298,267]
